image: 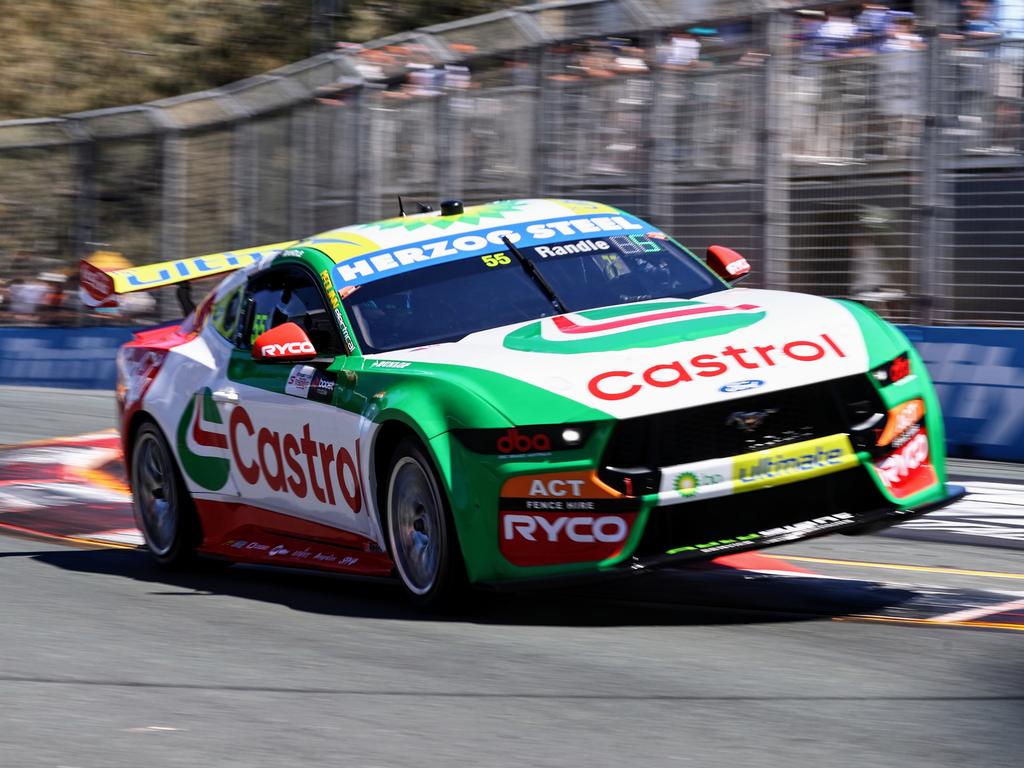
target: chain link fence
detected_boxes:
[1,0,1023,327]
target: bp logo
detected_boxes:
[176,388,230,492]
[675,472,699,497]
[503,300,765,354]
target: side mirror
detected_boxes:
[252,322,317,362]
[706,245,751,282]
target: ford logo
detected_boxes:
[719,379,765,394]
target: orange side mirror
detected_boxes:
[252,322,317,362]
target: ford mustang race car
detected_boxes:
[81,198,963,605]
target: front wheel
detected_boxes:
[385,437,468,608]
[130,422,201,567]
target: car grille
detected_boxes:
[600,374,882,473]
[633,468,889,558]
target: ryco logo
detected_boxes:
[875,430,935,499]
[502,514,628,543]
[261,341,315,358]
[498,474,637,566]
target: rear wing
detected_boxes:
[79,240,295,310]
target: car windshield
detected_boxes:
[343,234,722,353]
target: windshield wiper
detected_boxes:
[500,236,567,314]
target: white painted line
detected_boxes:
[928,597,1024,624]
[77,528,145,546]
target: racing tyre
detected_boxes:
[130,422,202,568]
[385,437,469,609]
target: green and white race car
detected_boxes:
[81,198,963,605]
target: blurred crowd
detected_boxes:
[0,252,154,327]
[0,271,78,326]
[330,1,1024,96]
[6,1,1024,327]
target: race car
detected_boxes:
[81,198,964,606]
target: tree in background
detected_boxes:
[0,0,517,120]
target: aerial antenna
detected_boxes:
[397,195,407,217]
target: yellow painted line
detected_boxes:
[837,615,1024,632]
[930,597,1024,624]
[765,554,1024,581]
[63,535,138,550]
[0,522,137,550]
[0,428,119,450]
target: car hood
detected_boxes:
[369,288,872,421]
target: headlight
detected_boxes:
[870,353,911,386]
[453,424,594,456]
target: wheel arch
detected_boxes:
[123,409,161,475]
[371,420,421,534]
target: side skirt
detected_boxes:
[194,498,394,577]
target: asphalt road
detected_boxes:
[0,387,1022,768]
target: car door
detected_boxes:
[211,263,372,539]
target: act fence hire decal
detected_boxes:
[498,471,638,567]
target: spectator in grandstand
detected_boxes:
[879,11,926,51]
[961,0,1001,36]
[406,62,443,95]
[796,9,829,60]
[816,7,860,56]
[544,42,585,83]
[7,276,46,320]
[612,44,649,75]
[579,41,617,79]
[856,3,893,51]
[661,31,703,69]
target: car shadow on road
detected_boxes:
[24,545,919,628]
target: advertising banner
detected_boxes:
[902,326,1024,462]
[0,327,136,390]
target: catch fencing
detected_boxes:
[1,0,1023,327]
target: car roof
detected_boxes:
[297,199,627,263]
[301,198,661,291]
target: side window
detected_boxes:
[210,285,244,342]
[241,266,343,356]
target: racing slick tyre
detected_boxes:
[130,421,202,568]
[385,437,469,609]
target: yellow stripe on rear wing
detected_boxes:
[80,241,295,309]
[110,241,296,293]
